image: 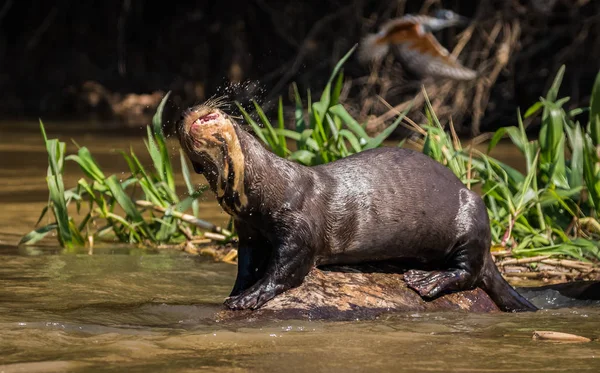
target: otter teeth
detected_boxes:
[193,113,221,127]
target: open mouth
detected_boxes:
[191,112,221,130]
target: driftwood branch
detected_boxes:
[135,200,232,236]
[217,267,499,321]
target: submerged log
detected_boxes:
[217,266,499,321]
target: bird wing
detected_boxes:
[378,18,477,80]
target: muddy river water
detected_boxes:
[0,120,599,372]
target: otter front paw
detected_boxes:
[224,281,283,310]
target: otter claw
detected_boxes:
[224,284,277,310]
[404,269,470,299]
[224,293,257,310]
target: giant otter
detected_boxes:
[177,99,537,313]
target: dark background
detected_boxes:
[0,0,599,136]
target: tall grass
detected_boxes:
[236,46,409,166]
[240,50,599,263]
[20,93,229,248]
[411,67,600,262]
[22,47,600,266]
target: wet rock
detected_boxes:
[217,266,499,321]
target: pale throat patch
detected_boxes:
[218,125,249,213]
[184,110,249,215]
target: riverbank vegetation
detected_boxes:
[21,49,600,280]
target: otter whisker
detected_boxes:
[204,94,231,110]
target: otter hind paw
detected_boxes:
[403,269,470,299]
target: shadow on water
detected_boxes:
[1,122,599,372]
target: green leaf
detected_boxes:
[292,83,306,132]
[65,147,105,182]
[339,129,362,153]
[311,103,328,149]
[539,104,565,181]
[299,129,316,151]
[546,65,565,102]
[252,99,285,156]
[550,135,570,189]
[68,219,86,247]
[40,121,73,248]
[236,102,269,146]
[422,89,443,130]
[326,114,340,142]
[105,175,154,241]
[19,224,58,245]
[583,137,600,210]
[568,107,586,118]
[145,126,164,180]
[365,104,409,150]
[591,115,600,148]
[152,91,171,143]
[487,127,507,153]
[317,45,357,116]
[172,186,208,213]
[156,216,177,242]
[105,212,143,242]
[565,122,584,189]
[590,68,600,146]
[289,150,316,166]
[277,96,286,144]
[33,205,49,228]
[129,147,166,207]
[329,104,370,139]
[331,69,344,107]
[151,91,175,192]
[180,149,200,218]
[326,45,357,88]
[272,128,319,151]
[524,101,543,118]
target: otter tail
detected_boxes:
[480,256,538,312]
[358,33,390,65]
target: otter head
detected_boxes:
[178,98,248,214]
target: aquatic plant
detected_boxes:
[236,46,409,166]
[22,46,600,278]
[242,51,599,275]
[20,94,232,250]
[413,66,600,265]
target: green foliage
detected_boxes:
[239,53,600,262]
[237,45,408,166]
[421,66,600,261]
[23,47,600,265]
[21,93,216,248]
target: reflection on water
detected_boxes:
[1,121,599,372]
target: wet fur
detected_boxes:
[178,104,537,313]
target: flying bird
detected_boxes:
[359,9,477,81]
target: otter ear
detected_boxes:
[192,161,204,174]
